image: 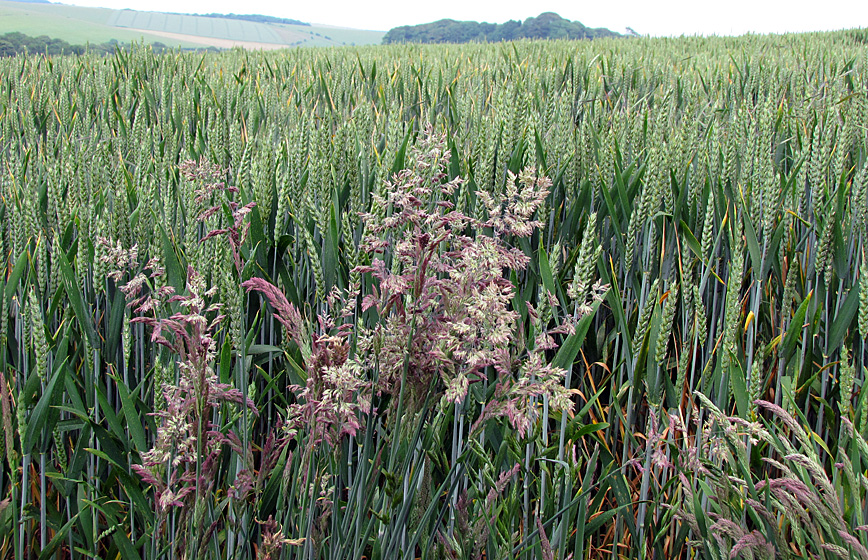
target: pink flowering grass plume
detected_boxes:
[180,157,224,185]
[284,340,371,448]
[754,399,814,453]
[256,516,304,560]
[476,167,551,237]
[353,129,575,427]
[535,516,554,560]
[728,530,775,560]
[200,196,256,275]
[244,277,370,455]
[179,157,253,274]
[243,277,307,352]
[97,236,138,281]
[664,392,868,559]
[238,128,587,556]
[97,236,171,308]
[97,235,170,308]
[131,265,258,553]
[836,531,868,560]
[754,477,820,507]
[783,453,840,514]
[470,352,574,439]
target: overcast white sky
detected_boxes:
[58,0,868,36]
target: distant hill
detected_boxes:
[383,12,621,44]
[0,0,384,50]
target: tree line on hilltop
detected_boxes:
[383,12,622,44]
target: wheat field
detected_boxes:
[0,31,867,560]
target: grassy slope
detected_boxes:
[109,10,286,44]
[0,1,384,48]
[300,24,386,46]
[0,1,197,45]
[271,24,386,47]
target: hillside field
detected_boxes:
[0,1,384,48]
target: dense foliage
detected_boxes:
[0,29,867,560]
[0,32,112,57]
[382,12,621,44]
[0,32,217,57]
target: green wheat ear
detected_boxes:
[860,259,868,340]
[655,283,678,367]
[28,287,47,383]
[839,344,855,419]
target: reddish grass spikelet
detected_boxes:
[729,530,774,559]
[180,157,223,186]
[256,516,304,559]
[200,200,256,266]
[838,530,868,560]
[535,516,554,560]
[783,453,839,509]
[743,498,774,524]
[242,277,305,349]
[754,399,813,451]
[453,462,521,559]
[709,516,746,544]
[755,477,825,516]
